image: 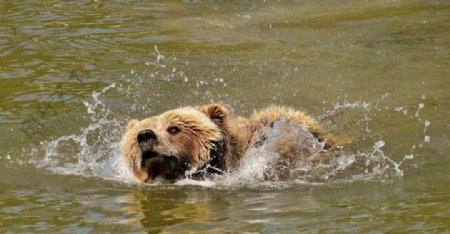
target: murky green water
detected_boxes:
[1,0,449,233]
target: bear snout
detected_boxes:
[137,129,157,153]
[137,129,156,143]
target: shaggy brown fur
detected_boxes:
[120,104,336,182]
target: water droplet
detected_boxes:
[374,141,385,148]
[404,155,414,160]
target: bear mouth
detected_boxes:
[141,150,160,161]
[141,150,181,180]
[141,150,178,162]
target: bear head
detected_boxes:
[120,104,229,182]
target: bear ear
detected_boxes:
[199,103,229,128]
[126,119,139,130]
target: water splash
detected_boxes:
[31,83,137,183]
[28,83,404,188]
[22,52,429,189]
[178,122,404,189]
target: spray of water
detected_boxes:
[31,83,137,183]
[23,50,430,189]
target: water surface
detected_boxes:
[1,0,449,233]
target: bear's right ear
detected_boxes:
[198,103,229,128]
[126,119,139,130]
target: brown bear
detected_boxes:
[120,104,336,182]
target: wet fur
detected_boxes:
[120,104,336,182]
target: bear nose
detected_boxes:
[137,129,156,144]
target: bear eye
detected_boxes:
[167,126,180,135]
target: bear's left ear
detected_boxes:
[198,103,229,128]
[126,119,139,131]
